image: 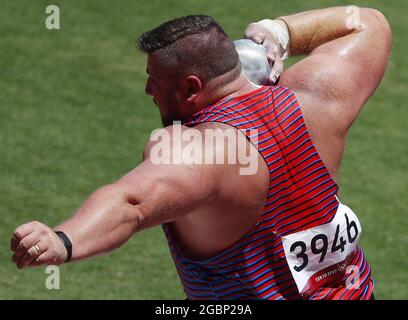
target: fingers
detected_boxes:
[17,240,47,269]
[245,31,265,44]
[263,39,284,84]
[244,26,284,84]
[29,251,55,268]
[11,230,41,264]
[10,221,66,269]
[270,57,284,84]
[11,222,37,251]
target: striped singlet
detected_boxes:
[162,85,374,300]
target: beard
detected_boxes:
[159,100,186,127]
[161,116,173,127]
[161,112,186,127]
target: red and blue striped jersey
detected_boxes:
[162,85,373,300]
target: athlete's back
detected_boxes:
[163,85,373,299]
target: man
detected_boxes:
[11,7,391,299]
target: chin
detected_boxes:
[161,118,173,127]
[162,116,185,127]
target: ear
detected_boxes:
[184,75,202,103]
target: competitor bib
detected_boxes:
[282,197,362,296]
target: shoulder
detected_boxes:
[279,58,348,137]
[142,121,268,182]
[143,122,247,160]
[143,124,194,161]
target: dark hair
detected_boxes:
[137,15,239,82]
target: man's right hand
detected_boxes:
[11,221,68,269]
[244,22,285,84]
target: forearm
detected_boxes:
[54,184,142,262]
[278,7,384,55]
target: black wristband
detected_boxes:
[55,231,73,262]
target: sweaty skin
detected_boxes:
[11,7,391,268]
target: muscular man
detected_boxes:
[11,7,391,299]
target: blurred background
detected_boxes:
[0,0,406,299]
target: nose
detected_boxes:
[145,78,153,96]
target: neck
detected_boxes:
[192,65,260,113]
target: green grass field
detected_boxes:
[0,0,406,299]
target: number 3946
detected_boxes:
[290,213,359,272]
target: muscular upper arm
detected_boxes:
[116,158,218,231]
[281,8,392,134]
[117,125,219,230]
[113,124,260,232]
